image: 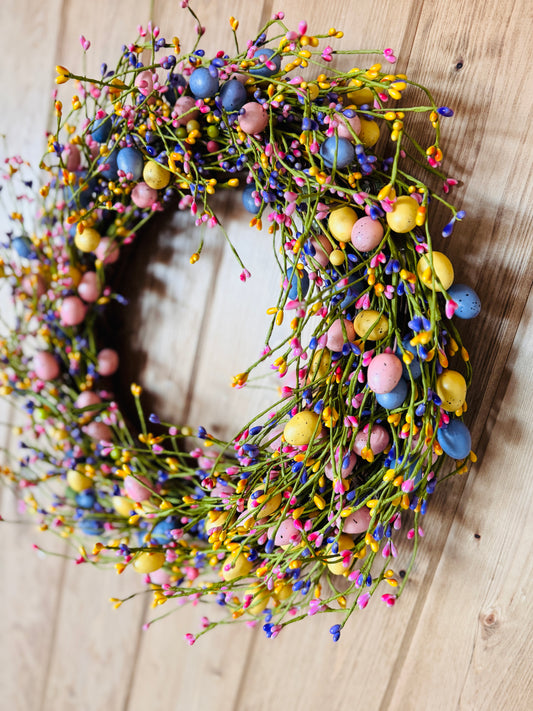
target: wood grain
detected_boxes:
[0,0,532,710]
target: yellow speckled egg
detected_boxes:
[436,370,467,412]
[143,160,171,190]
[68,266,83,287]
[132,551,166,574]
[245,584,270,615]
[273,582,293,601]
[307,349,332,383]
[74,227,101,253]
[205,510,230,535]
[247,487,282,517]
[326,533,355,575]
[417,252,454,291]
[354,310,389,340]
[111,495,134,517]
[328,206,358,242]
[347,84,374,105]
[358,118,380,148]
[283,411,321,446]
[66,468,92,492]
[222,550,253,581]
[386,195,418,233]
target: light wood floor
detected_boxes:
[0,1,532,710]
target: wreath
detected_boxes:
[0,4,481,644]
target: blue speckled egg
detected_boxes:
[437,418,472,459]
[75,489,97,509]
[91,116,113,143]
[98,149,119,180]
[242,184,260,214]
[12,236,34,259]
[448,283,481,319]
[220,79,248,111]
[376,377,408,409]
[397,337,422,380]
[117,147,144,180]
[249,48,281,77]
[287,266,310,299]
[320,136,355,170]
[189,67,219,98]
[79,518,104,536]
[151,516,179,545]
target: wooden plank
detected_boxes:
[387,286,533,711]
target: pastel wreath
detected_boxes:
[0,7,480,643]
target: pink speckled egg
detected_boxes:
[77,271,100,303]
[351,216,384,252]
[124,474,153,502]
[325,450,357,480]
[95,237,120,265]
[309,234,333,267]
[173,96,199,126]
[21,274,46,297]
[60,296,87,326]
[340,506,371,534]
[353,424,390,456]
[131,182,158,209]
[33,351,60,380]
[63,143,81,172]
[336,113,362,141]
[84,421,113,442]
[210,481,234,498]
[267,425,285,451]
[238,102,268,134]
[326,318,356,352]
[268,519,302,547]
[148,568,172,586]
[135,70,153,96]
[74,390,101,417]
[97,348,119,376]
[367,353,403,393]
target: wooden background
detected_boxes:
[1,1,532,709]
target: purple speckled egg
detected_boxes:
[84,421,113,442]
[351,216,384,252]
[173,96,199,126]
[132,182,158,209]
[336,113,362,141]
[268,518,302,547]
[238,102,269,134]
[353,424,390,455]
[309,234,333,267]
[325,450,357,480]
[340,506,371,534]
[367,353,403,393]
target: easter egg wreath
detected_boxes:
[0,5,481,643]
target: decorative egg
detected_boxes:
[74,390,101,416]
[21,273,46,297]
[90,115,113,143]
[307,349,332,383]
[74,226,100,253]
[353,424,390,455]
[325,450,357,480]
[60,296,87,326]
[376,378,409,409]
[329,250,345,266]
[12,236,34,259]
[244,585,271,615]
[134,69,153,97]
[97,348,119,376]
[448,283,481,318]
[79,518,104,537]
[335,111,362,141]
[351,216,384,252]
[131,182,158,209]
[354,309,389,340]
[286,266,310,299]
[249,47,281,77]
[308,234,333,266]
[367,353,403,393]
[417,251,454,291]
[283,411,321,446]
[346,84,374,105]
[124,474,153,502]
[340,506,371,534]
[238,102,269,134]
[63,143,81,172]
[268,518,302,547]
[143,161,170,190]
[151,517,179,544]
[116,147,144,180]
[148,568,172,587]
[326,318,356,351]
[436,370,467,411]
[66,468,93,493]
[98,149,119,180]
[75,489,96,509]
[84,421,113,442]
[189,66,219,98]
[397,337,422,380]
[328,205,358,242]
[112,496,135,517]
[173,95,199,125]
[219,79,248,111]
[247,486,282,518]
[386,195,418,233]
[205,510,230,535]
[95,237,120,264]
[358,118,380,147]
[320,136,355,170]
[77,271,100,303]
[33,351,60,380]
[242,184,260,213]
[222,550,253,581]
[133,551,166,574]
[327,534,354,575]
[437,418,472,460]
